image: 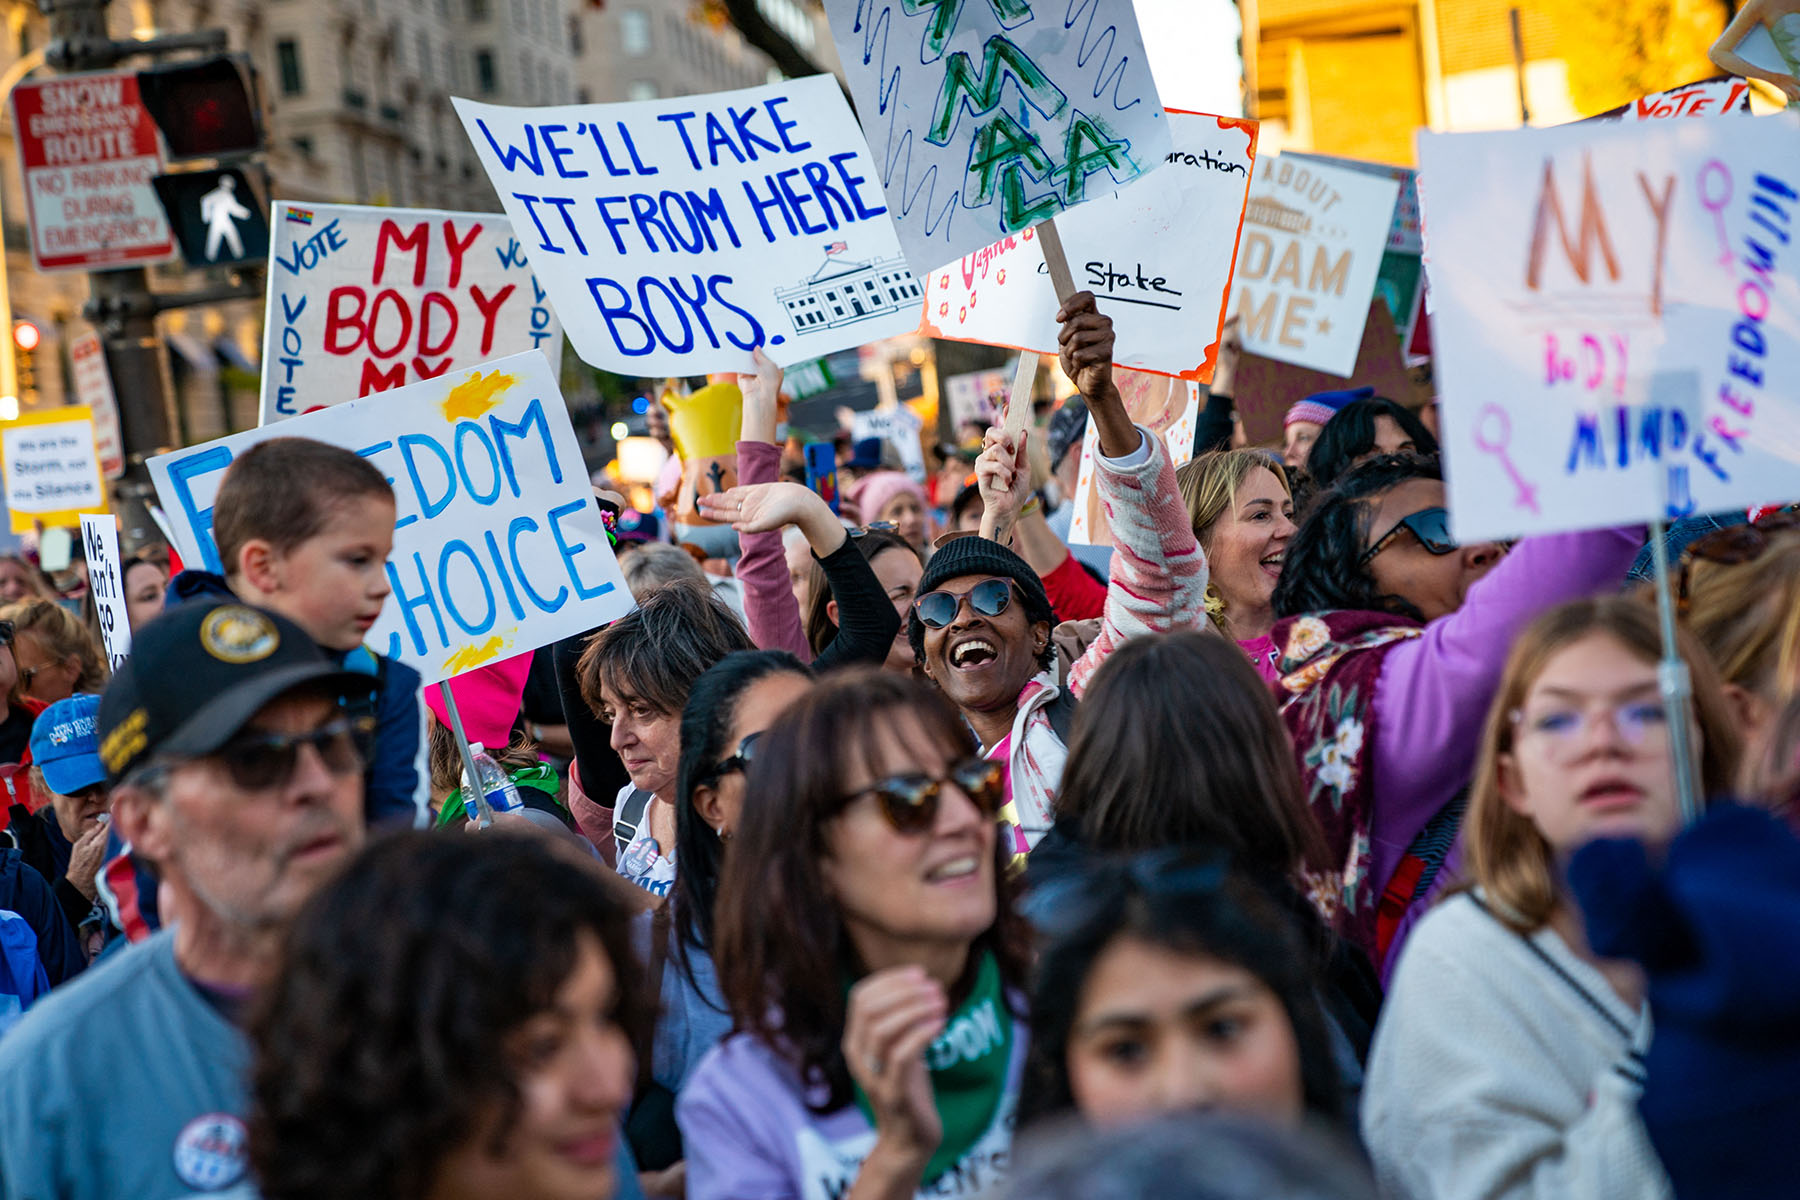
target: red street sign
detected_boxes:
[9,71,177,273]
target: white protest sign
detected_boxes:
[259,203,564,423]
[1068,368,1200,545]
[1,408,107,533]
[1236,155,1399,376]
[68,332,125,479]
[79,513,130,666]
[825,0,1173,275]
[852,406,927,482]
[923,111,1256,382]
[1417,114,1800,543]
[455,76,920,376]
[148,352,634,685]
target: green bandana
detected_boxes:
[435,761,566,828]
[851,951,1013,1186]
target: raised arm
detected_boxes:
[1710,1,1800,102]
[977,429,1105,621]
[730,349,812,659]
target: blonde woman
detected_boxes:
[0,599,107,705]
[1175,449,1297,681]
[1362,597,1739,1200]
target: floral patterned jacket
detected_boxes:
[1273,610,1425,962]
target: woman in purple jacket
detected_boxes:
[1269,454,1642,981]
[678,670,1030,1200]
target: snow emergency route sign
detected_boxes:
[9,71,176,273]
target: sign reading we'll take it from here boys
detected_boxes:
[455,75,922,376]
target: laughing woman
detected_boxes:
[678,670,1031,1200]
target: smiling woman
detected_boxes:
[681,669,1033,1200]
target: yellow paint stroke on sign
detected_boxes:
[442,634,508,676]
[440,370,516,423]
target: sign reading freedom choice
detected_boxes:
[824,0,1171,276]
[259,202,564,423]
[8,72,176,272]
[455,76,921,375]
[149,352,635,685]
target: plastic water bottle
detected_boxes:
[461,743,523,824]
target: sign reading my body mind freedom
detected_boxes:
[454,76,921,376]
[259,203,564,423]
[1236,155,1399,377]
[148,352,634,686]
[1417,114,1800,544]
[923,110,1256,383]
[826,0,1172,276]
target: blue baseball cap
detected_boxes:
[29,692,106,796]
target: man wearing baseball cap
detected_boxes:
[0,600,370,1199]
[11,692,112,959]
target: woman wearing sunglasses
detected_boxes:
[1268,454,1643,980]
[697,347,905,673]
[1363,597,1739,1200]
[917,292,1208,856]
[680,669,1032,1200]
[1018,850,1346,1138]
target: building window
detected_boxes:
[293,135,314,157]
[474,49,496,94]
[276,39,304,95]
[467,0,487,20]
[626,79,658,102]
[620,8,650,56]
[568,16,583,54]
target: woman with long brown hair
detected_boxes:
[679,670,1031,1200]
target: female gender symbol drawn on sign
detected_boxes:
[1474,404,1540,515]
[1698,160,1734,268]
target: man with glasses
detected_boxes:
[10,693,113,967]
[0,600,370,1199]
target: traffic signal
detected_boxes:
[12,320,40,405]
[137,55,263,160]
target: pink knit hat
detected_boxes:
[424,651,535,749]
[848,471,929,530]
[1284,386,1372,430]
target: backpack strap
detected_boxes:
[1043,687,1079,745]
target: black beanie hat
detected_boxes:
[908,534,1057,666]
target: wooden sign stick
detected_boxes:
[1033,217,1078,303]
[1001,348,1037,439]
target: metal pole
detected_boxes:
[437,680,494,829]
[1509,7,1531,126]
[1646,516,1703,826]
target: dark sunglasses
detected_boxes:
[1359,505,1457,566]
[213,716,374,792]
[845,756,1005,834]
[1025,847,1230,939]
[913,578,1015,629]
[1678,508,1800,615]
[698,730,762,789]
[0,620,12,646]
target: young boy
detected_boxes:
[169,437,428,826]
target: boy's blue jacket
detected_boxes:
[166,571,429,826]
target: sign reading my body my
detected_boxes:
[260,203,563,422]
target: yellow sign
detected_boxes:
[2,405,108,533]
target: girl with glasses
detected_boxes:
[1363,597,1739,1200]
[680,669,1031,1200]
[1267,455,1643,980]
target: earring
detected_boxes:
[717,825,732,841]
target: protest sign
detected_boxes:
[1067,367,1200,545]
[824,0,1172,275]
[1583,77,1754,123]
[1417,114,1800,544]
[852,405,927,482]
[922,111,1256,383]
[1285,152,1423,354]
[68,332,125,479]
[1234,298,1413,446]
[1,408,107,533]
[1236,156,1399,376]
[79,513,130,667]
[258,203,563,423]
[943,367,1011,430]
[454,75,920,376]
[148,352,634,685]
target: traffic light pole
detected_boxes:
[42,0,227,550]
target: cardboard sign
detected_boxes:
[1584,77,1754,123]
[1417,115,1800,544]
[454,76,920,376]
[922,111,1256,382]
[79,513,131,666]
[148,352,634,685]
[943,367,1011,430]
[1236,156,1399,376]
[852,406,927,482]
[1233,298,1413,446]
[68,333,125,479]
[8,72,176,272]
[258,203,564,422]
[1067,368,1200,545]
[825,0,1172,275]
[1,408,107,532]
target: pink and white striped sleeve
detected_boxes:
[1065,429,1209,697]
